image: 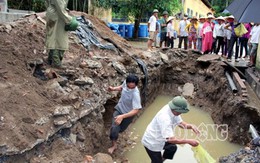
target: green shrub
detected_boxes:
[32,0,46,12]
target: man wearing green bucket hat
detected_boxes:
[142,96,200,163]
[46,0,78,68]
[159,11,169,48]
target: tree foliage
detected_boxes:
[67,0,88,12]
[7,0,88,12]
[93,0,181,38]
[94,0,181,17]
[208,0,233,16]
[8,0,181,38]
[8,0,46,12]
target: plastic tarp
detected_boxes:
[132,57,148,104]
[192,145,216,163]
[107,23,119,30]
[76,16,116,50]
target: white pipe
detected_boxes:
[249,124,259,139]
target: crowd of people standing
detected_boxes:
[147,9,260,67]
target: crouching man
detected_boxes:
[142,96,200,163]
[108,75,142,154]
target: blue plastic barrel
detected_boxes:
[125,24,134,38]
[146,26,149,37]
[109,23,119,31]
[119,24,126,37]
[138,24,148,37]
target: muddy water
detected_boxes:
[125,95,242,163]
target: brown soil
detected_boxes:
[0,11,138,162]
[0,11,259,163]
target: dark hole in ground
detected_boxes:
[196,61,211,69]
[103,98,117,129]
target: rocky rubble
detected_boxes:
[220,147,260,163]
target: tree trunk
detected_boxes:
[83,0,87,12]
[133,15,142,39]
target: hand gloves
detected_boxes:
[65,17,79,31]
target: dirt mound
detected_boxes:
[0,11,260,163]
[0,11,143,162]
[0,14,55,156]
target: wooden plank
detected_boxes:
[222,60,246,79]
[233,72,247,90]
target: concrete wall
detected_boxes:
[93,8,112,23]
[183,0,213,17]
[0,0,7,12]
[88,0,112,23]
[0,9,34,23]
[245,70,260,99]
[0,13,26,23]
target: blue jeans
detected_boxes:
[197,38,202,51]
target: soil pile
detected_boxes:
[0,11,143,162]
[0,11,259,163]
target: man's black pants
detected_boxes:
[144,143,177,163]
[109,110,133,141]
[178,36,188,50]
[227,36,239,59]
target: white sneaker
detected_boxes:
[227,59,231,62]
[235,58,239,62]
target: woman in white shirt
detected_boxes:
[213,16,226,55]
[166,16,175,48]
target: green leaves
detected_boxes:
[8,0,46,12]
[94,0,181,18]
[209,0,233,16]
[93,0,181,38]
[32,0,46,12]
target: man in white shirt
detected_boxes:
[142,96,200,163]
[178,14,189,49]
[147,9,159,51]
[249,24,260,67]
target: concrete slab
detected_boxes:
[245,69,260,100]
[0,10,34,23]
[245,82,260,111]
[197,54,220,62]
[227,59,249,68]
